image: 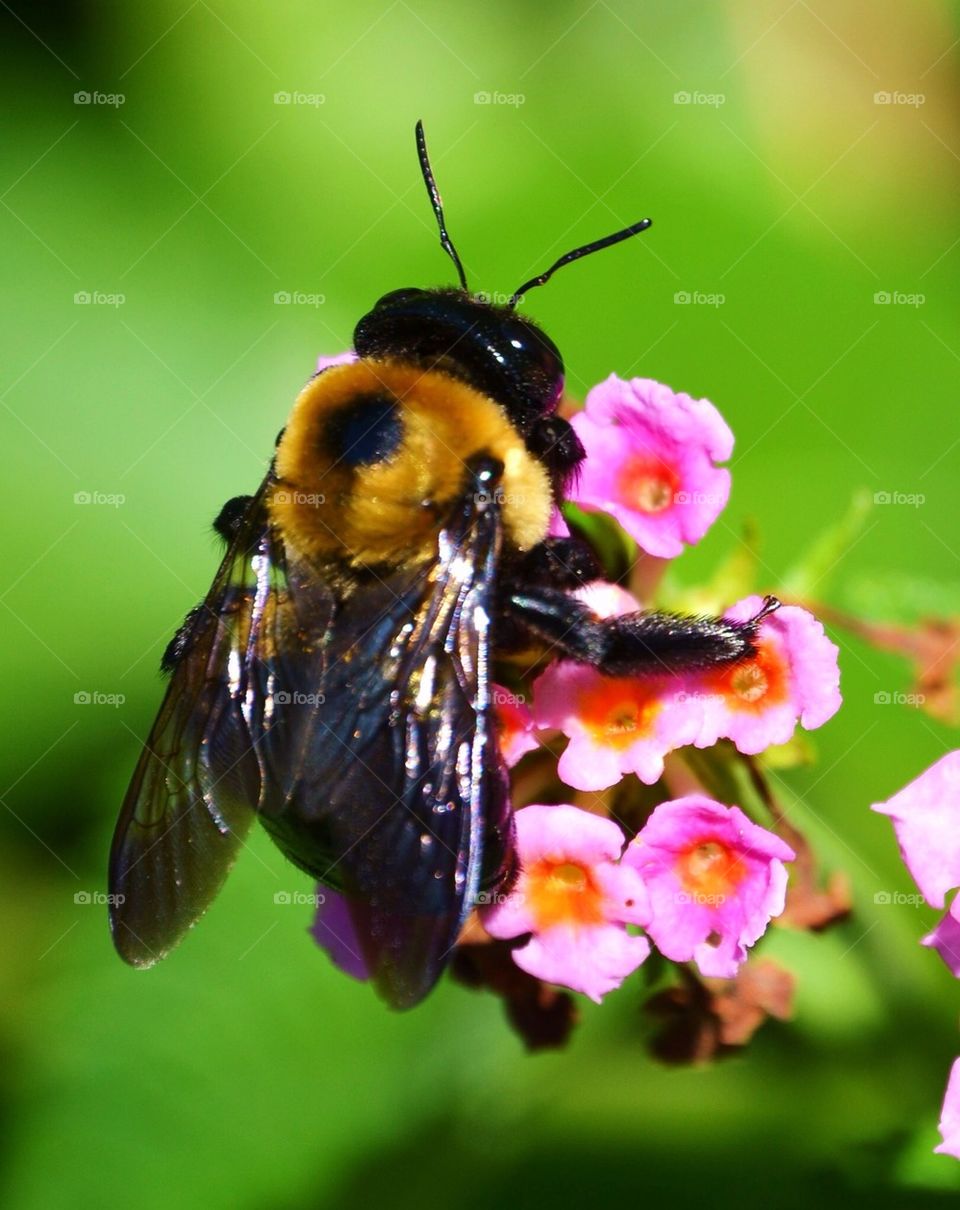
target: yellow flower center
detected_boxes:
[527,858,606,930]
[708,635,788,713]
[730,663,768,703]
[580,680,662,749]
[676,839,746,900]
[618,454,679,515]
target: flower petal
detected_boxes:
[873,751,960,908]
[922,896,960,977]
[936,1058,960,1159]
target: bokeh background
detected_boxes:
[3,1,960,1206]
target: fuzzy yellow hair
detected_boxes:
[269,360,552,569]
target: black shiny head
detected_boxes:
[353,288,565,426]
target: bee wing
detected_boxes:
[108,475,330,966]
[258,490,513,1009]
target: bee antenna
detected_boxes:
[508,218,653,308]
[415,120,468,293]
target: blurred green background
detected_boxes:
[3,1,960,1206]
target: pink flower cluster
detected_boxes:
[308,362,837,1039]
[874,752,960,1159]
[481,796,794,1001]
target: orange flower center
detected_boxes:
[617,454,680,514]
[676,839,746,900]
[709,635,788,713]
[526,858,606,930]
[579,680,662,749]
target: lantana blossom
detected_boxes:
[533,661,701,791]
[872,750,960,975]
[689,595,842,755]
[874,752,960,1160]
[531,582,703,791]
[569,374,733,558]
[481,804,652,1002]
[622,796,795,979]
[872,750,960,910]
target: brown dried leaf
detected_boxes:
[450,939,579,1052]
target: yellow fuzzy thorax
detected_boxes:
[269,359,553,569]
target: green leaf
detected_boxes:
[842,571,960,624]
[779,491,872,599]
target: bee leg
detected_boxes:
[507,537,602,591]
[212,495,254,544]
[508,587,779,677]
[160,604,204,673]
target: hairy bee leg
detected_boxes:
[508,588,780,678]
[506,537,602,590]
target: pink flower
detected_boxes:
[937,1058,960,1159]
[622,796,795,978]
[492,684,539,767]
[873,751,960,978]
[481,804,652,1002]
[532,661,702,791]
[316,350,357,373]
[688,595,841,755]
[569,374,733,558]
[310,889,369,981]
[872,751,960,909]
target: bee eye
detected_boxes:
[326,392,403,468]
[374,287,425,309]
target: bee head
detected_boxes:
[352,287,564,428]
[349,123,651,434]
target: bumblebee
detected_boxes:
[109,122,777,1008]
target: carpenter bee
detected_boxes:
[109,122,777,1008]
